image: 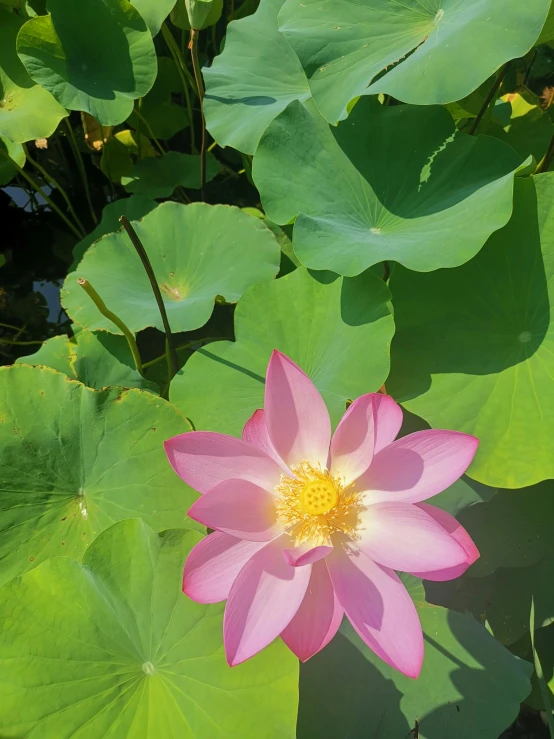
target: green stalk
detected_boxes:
[131,107,166,156]
[77,278,144,375]
[162,22,197,151]
[64,118,98,225]
[119,217,179,397]
[142,337,222,368]
[22,144,87,237]
[536,133,554,174]
[0,148,84,239]
[189,27,207,199]
[469,63,509,136]
[530,598,554,738]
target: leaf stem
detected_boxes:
[0,147,84,239]
[64,118,98,225]
[189,28,206,199]
[77,278,144,375]
[530,598,554,738]
[119,217,179,396]
[536,133,554,174]
[469,63,509,136]
[162,22,197,150]
[142,337,223,368]
[131,107,166,156]
[0,338,44,346]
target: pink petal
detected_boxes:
[281,560,344,661]
[183,532,266,603]
[358,429,479,505]
[264,350,331,468]
[330,394,377,485]
[372,394,404,453]
[408,503,480,581]
[327,544,423,678]
[187,479,282,542]
[356,501,468,573]
[282,544,333,567]
[242,409,289,470]
[164,431,283,494]
[224,538,311,665]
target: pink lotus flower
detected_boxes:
[165,351,479,677]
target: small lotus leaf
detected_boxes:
[0,9,67,143]
[17,0,158,126]
[62,202,281,334]
[121,151,220,197]
[203,0,310,154]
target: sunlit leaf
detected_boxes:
[254,97,525,275]
[0,519,299,737]
[0,364,197,586]
[278,0,550,122]
[62,202,281,334]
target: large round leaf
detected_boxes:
[0,364,197,586]
[62,202,281,334]
[203,0,310,155]
[17,329,159,393]
[298,598,532,738]
[170,266,394,435]
[0,519,299,738]
[253,98,525,275]
[0,9,67,143]
[16,0,158,126]
[278,0,550,123]
[388,174,554,487]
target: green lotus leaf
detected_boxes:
[0,364,197,586]
[72,194,157,268]
[253,97,525,275]
[0,9,67,143]
[131,0,177,35]
[62,202,281,334]
[203,0,310,155]
[127,58,189,140]
[170,266,394,435]
[0,519,299,737]
[17,329,159,393]
[278,0,550,123]
[298,602,532,739]
[0,133,25,186]
[456,481,554,577]
[16,0,158,126]
[388,174,554,487]
[121,151,220,197]
[171,0,223,29]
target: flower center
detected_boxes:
[300,479,339,515]
[275,461,362,547]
